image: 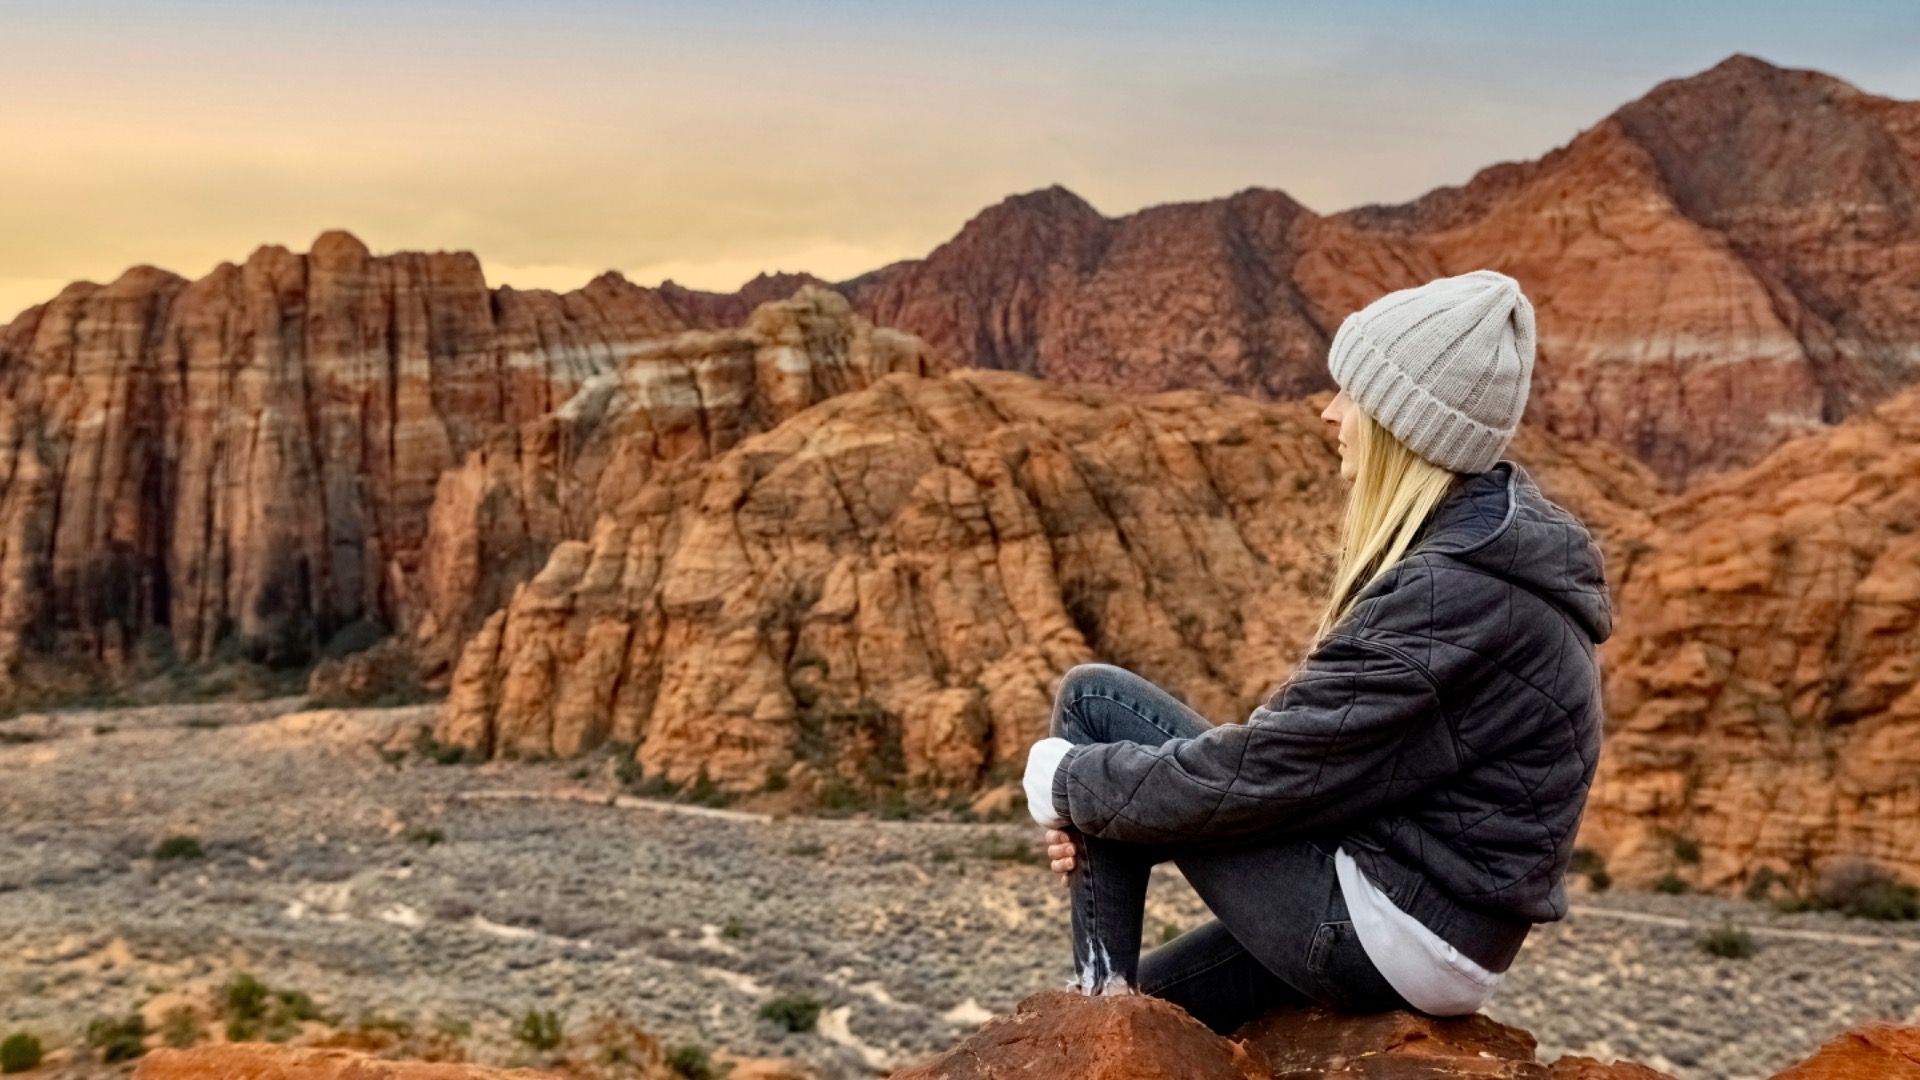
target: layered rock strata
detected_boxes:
[434,369,1649,794]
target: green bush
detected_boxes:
[1781,859,1920,921]
[512,1009,564,1052]
[223,974,323,1041]
[86,1014,147,1063]
[1697,922,1756,959]
[0,1033,43,1074]
[411,728,469,766]
[1653,872,1690,895]
[1568,847,1611,892]
[665,1042,727,1080]
[161,1006,202,1049]
[1158,922,1184,945]
[153,834,205,861]
[1670,835,1702,866]
[758,993,823,1033]
[404,827,445,847]
[1744,866,1783,903]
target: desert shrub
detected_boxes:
[1568,847,1611,892]
[404,827,445,847]
[1159,923,1184,944]
[86,1014,147,1063]
[758,993,822,1033]
[1780,859,1920,921]
[786,841,825,858]
[513,1009,564,1052]
[720,916,749,940]
[153,834,205,861]
[1653,872,1690,895]
[224,974,323,1041]
[355,1012,412,1036]
[683,770,732,809]
[160,1006,202,1049]
[1697,922,1756,959]
[1670,834,1702,865]
[411,728,469,766]
[666,1042,725,1079]
[1744,866,1783,903]
[0,1033,43,1074]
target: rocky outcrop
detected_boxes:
[133,1045,563,1080]
[1582,379,1920,889]
[889,992,1673,1079]
[408,286,935,677]
[889,991,1268,1080]
[845,54,1920,487]
[1769,1023,1920,1079]
[132,1042,811,1080]
[435,367,1650,791]
[0,234,928,696]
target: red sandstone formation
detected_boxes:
[1768,1023,1920,1079]
[889,991,1675,1079]
[846,54,1920,487]
[133,1045,563,1080]
[408,285,935,677]
[1583,379,1920,889]
[434,368,1648,792]
[888,991,1268,1080]
[120,1000,1920,1080]
[0,239,928,698]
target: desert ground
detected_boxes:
[3,699,1917,1080]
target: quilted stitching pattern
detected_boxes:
[1060,458,1611,926]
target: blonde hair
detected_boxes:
[1308,403,1464,648]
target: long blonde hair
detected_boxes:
[1308,403,1464,648]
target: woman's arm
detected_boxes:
[1049,631,1455,846]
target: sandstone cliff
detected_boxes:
[435,368,1653,792]
[1584,377,1920,890]
[0,234,927,698]
[846,54,1920,487]
[409,286,934,677]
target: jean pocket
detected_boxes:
[1305,919,1397,1013]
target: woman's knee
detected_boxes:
[1049,663,1131,739]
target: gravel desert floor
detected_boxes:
[3,699,1917,1080]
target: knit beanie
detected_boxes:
[1325,269,1535,473]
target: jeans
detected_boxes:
[1049,662,1413,1035]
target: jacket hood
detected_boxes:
[1409,459,1614,644]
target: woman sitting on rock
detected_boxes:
[1023,269,1613,1034]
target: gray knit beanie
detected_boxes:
[1326,269,1535,473]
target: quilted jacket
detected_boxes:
[1048,457,1613,972]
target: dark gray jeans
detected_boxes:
[1049,662,1413,1034]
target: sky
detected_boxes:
[3,0,1918,324]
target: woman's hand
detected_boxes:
[1044,826,1077,886]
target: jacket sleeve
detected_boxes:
[1050,630,1452,846]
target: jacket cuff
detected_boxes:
[1051,743,1083,825]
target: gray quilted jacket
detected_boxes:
[1049,458,1613,972]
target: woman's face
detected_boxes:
[1320,388,1361,482]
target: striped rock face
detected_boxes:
[0,229,929,701]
